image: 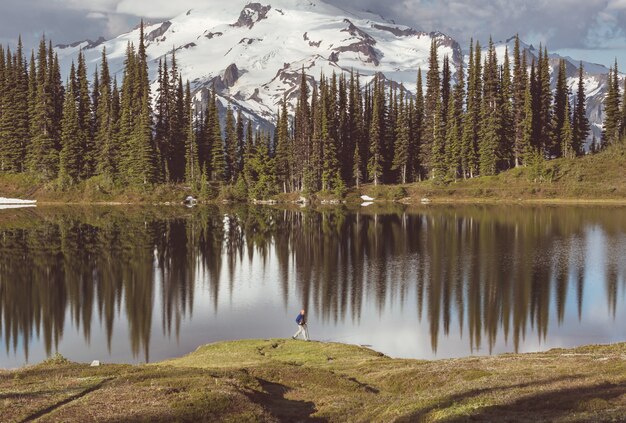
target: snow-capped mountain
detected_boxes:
[55,0,461,130]
[55,0,610,143]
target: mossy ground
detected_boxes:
[2,341,626,422]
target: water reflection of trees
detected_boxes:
[0,206,624,361]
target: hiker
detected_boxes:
[292,309,309,341]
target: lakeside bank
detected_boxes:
[2,340,625,422]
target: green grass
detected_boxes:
[356,143,626,204]
[2,340,626,422]
[1,144,624,205]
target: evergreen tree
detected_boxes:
[59,72,82,184]
[275,97,291,192]
[10,39,30,172]
[572,63,590,155]
[561,98,575,159]
[500,46,514,169]
[353,141,363,188]
[0,45,23,172]
[122,22,158,185]
[184,81,200,187]
[352,72,366,185]
[307,80,322,192]
[441,55,451,127]
[224,105,238,183]
[392,88,410,183]
[446,59,464,180]
[512,38,527,167]
[96,62,119,179]
[431,97,447,180]
[209,93,225,182]
[551,59,569,158]
[154,58,170,179]
[621,76,626,141]
[537,46,553,156]
[294,67,311,191]
[368,77,383,186]
[245,131,277,199]
[520,75,534,164]
[27,37,59,179]
[168,70,186,182]
[321,80,340,191]
[461,40,481,178]
[236,109,245,176]
[411,69,424,180]
[602,62,620,148]
[423,39,440,176]
[76,50,93,178]
[478,39,500,176]
[130,90,158,184]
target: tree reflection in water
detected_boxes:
[0,205,624,363]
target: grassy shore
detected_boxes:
[1,144,625,205]
[1,340,625,422]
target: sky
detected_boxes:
[2,0,626,67]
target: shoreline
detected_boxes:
[10,195,626,207]
[2,339,625,421]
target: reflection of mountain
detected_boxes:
[0,206,624,362]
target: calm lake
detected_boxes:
[0,204,625,368]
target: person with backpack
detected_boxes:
[292,309,309,341]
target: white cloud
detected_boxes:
[4,0,626,65]
[86,11,107,19]
[115,0,202,18]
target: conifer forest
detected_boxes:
[1,23,624,200]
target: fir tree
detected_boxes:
[183,81,200,187]
[353,141,363,188]
[512,37,527,167]
[431,98,447,180]
[6,38,30,172]
[478,38,500,176]
[275,97,291,193]
[294,67,311,191]
[520,76,534,164]
[209,93,225,182]
[321,80,340,191]
[27,37,59,179]
[572,63,590,155]
[412,69,424,180]
[551,59,569,158]
[561,98,575,159]
[76,50,93,178]
[445,59,464,181]
[461,40,481,178]
[537,46,553,156]
[154,58,170,179]
[368,77,383,186]
[392,88,410,184]
[602,62,620,148]
[236,109,245,176]
[224,105,238,183]
[500,46,514,169]
[423,39,440,176]
[0,46,22,172]
[59,73,82,184]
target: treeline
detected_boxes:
[0,28,624,199]
[0,23,198,187]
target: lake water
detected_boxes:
[0,204,625,368]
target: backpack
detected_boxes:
[296,314,303,324]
